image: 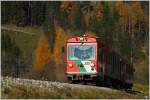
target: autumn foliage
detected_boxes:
[32,27,68,81]
[33,36,51,72]
[53,27,67,64]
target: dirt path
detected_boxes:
[1,25,42,36]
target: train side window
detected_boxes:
[113,54,115,72]
[113,55,115,71]
[116,56,119,72]
[108,52,110,64]
[115,55,117,69]
[110,53,112,65]
[106,51,108,64]
[99,48,103,62]
[106,51,109,64]
[116,56,118,71]
[114,55,116,67]
[112,54,114,72]
[110,54,112,65]
[115,55,117,72]
[115,55,116,64]
[107,53,109,64]
[111,54,113,73]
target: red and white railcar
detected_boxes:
[66,35,101,81]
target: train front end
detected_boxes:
[66,35,98,82]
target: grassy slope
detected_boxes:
[134,56,149,84]
[1,29,40,60]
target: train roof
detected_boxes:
[97,38,132,64]
[67,35,97,43]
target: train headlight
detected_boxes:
[79,37,84,41]
[69,63,73,68]
[91,63,94,67]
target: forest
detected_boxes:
[1,1,149,84]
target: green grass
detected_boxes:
[133,83,149,96]
[1,29,40,60]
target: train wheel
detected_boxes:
[94,77,101,86]
[116,81,123,89]
[105,78,112,87]
[68,80,73,84]
[112,81,116,89]
[83,81,87,85]
[119,82,124,89]
[116,83,121,89]
[72,80,80,84]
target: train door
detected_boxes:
[120,61,126,81]
[98,46,105,80]
[126,63,134,83]
[119,58,122,80]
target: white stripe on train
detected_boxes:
[81,61,97,73]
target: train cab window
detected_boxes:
[68,45,96,60]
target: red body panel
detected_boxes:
[66,61,79,72]
[67,36,97,43]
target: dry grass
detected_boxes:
[134,56,149,84]
[1,82,149,99]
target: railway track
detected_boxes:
[70,81,145,95]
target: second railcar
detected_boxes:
[98,44,134,88]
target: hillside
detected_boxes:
[1,27,40,77]
[1,26,149,99]
[1,25,149,83]
[1,28,40,59]
[1,76,149,99]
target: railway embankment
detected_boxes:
[1,76,149,99]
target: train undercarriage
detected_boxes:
[67,74,133,89]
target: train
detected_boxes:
[66,34,134,89]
